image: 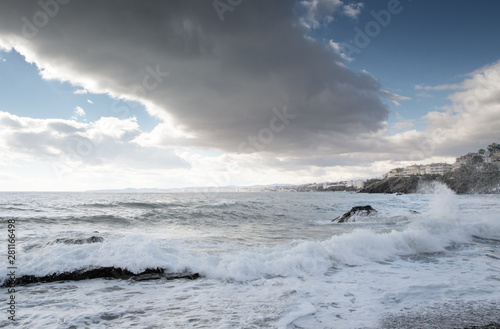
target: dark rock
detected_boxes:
[464,324,500,329]
[409,210,420,214]
[54,236,104,245]
[166,272,200,281]
[464,323,500,329]
[360,176,428,194]
[129,268,199,281]
[1,267,200,287]
[333,205,377,223]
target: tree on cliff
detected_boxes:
[487,143,500,153]
[441,157,500,194]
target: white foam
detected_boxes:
[274,301,316,329]
[8,209,496,282]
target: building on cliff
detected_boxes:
[452,151,500,171]
[346,179,365,189]
[483,151,500,166]
[384,168,404,178]
[421,163,453,175]
[384,163,452,178]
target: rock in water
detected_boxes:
[332,205,377,223]
[1,267,201,287]
[54,236,104,245]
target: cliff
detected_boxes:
[440,162,500,194]
[361,161,500,194]
[360,175,438,194]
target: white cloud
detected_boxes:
[416,91,433,98]
[380,90,411,106]
[87,99,94,104]
[343,2,364,18]
[329,40,353,62]
[398,60,500,157]
[73,88,88,94]
[70,106,86,121]
[415,83,462,91]
[390,112,414,131]
[298,0,364,29]
[74,106,85,117]
[0,111,189,186]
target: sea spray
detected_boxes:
[420,180,458,221]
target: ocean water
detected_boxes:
[1,184,499,328]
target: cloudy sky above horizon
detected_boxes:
[1,0,500,191]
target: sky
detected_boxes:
[0,0,500,191]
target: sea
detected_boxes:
[1,182,499,328]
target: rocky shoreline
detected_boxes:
[360,176,430,194]
[360,163,500,194]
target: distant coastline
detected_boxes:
[87,144,500,195]
[261,144,500,194]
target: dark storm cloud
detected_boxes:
[0,0,389,155]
